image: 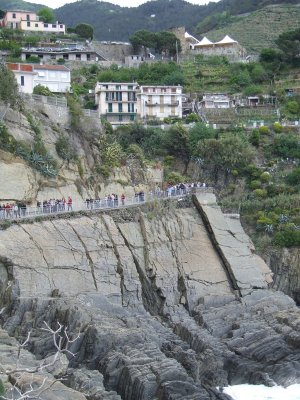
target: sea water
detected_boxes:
[223,384,300,400]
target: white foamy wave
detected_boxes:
[223,384,300,400]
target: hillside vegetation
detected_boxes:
[0,0,298,41]
[202,5,300,54]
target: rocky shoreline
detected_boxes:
[0,194,299,399]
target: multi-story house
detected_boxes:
[138,85,183,120]
[7,63,71,94]
[95,82,183,125]
[95,82,139,125]
[1,10,65,34]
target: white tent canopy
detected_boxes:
[184,31,200,44]
[215,35,237,44]
[195,36,214,46]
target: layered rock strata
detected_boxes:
[0,194,299,399]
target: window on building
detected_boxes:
[26,14,30,20]
[119,115,123,122]
[20,76,25,86]
[76,54,81,60]
[87,54,91,61]
[128,92,136,101]
[108,103,112,113]
[116,85,121,90]
[118,103,123,113]
[60,25,63,28]
[116,91,122,101]
[63,54,69,60]
[35,23,38,27]
[52,24,56,28]
[128,85,133,90]
[27,21,30,27]
[128,103,134,113]
[10,23,13,28]
[44,23,48,28]
[130,115,135,121]
[12,13,16,18]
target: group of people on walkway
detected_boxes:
[0,182,209,220]
[0,202,27,219]
[36,197,73,213]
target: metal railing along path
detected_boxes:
[0,188,213,221]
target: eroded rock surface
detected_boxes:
[0,195,299,399]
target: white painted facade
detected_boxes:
[95,82,139,125]
[139,86,183,120]
[7,63,71,94]
[95,82,183,124]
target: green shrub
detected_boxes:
[286,167,300,185]
[250,180,261,190]
[286,100,299,115]
[127,143,145,163]
[231,169,239,177]
[163,155,175,167]
[273,230,300,247]
[95,164,110,178]
[249,129,260,146]
[55,134,77,162]
[165,171,186,185]
[259,125,270,135]
[254,188,267,198]
[33,84,53,96]
[260,171,271,183]
[57,58,66,64]
[185,113,200,123]
[273,122,283,133]
[26,55,40,63]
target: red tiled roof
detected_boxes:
[6,63,35,72]
[34,64,70,72]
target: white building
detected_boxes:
[95,82,139,125]
[200,93,234,109]
[95,82,183,125]
[7,63,71,94]
[138,85,183,120]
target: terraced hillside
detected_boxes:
[202,5,300,54]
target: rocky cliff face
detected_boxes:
[0,104,162,205]
[0,193,299,399]
[268,247,300,304]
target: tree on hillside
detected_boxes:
[0,64,19,107]
[75,23,94,40]
[37,7,55,23]
[194,134,254,181]
[155,31,181,56]
[0,9,5,19]
[276,28,300,66]
[164,123,190,171]
[129,30,156,55]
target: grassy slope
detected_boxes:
[203,5,300,54]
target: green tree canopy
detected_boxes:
[129,30,156,54]
[0,64,19,107]
[37,8,55,23]
[155,31,181,56]
[276,28,300,66]
[75,23,94,40]
[194,133,254,179]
